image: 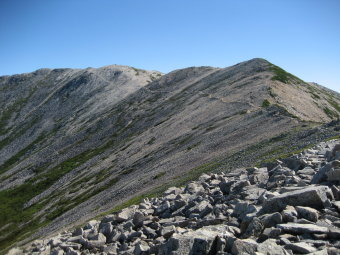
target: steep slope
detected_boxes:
[0,65,162,187]
[0,59,339,252]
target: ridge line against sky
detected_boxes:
[0,0,339,92]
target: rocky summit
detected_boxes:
[0,58,340,253]
[13,139,340,254]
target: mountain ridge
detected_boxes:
[0,58,339,252]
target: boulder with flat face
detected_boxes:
[115,206,137,223]
[277,223,328,234]
[261,186,332,214]
[158,226,227,255]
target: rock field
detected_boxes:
[10,140,340,255]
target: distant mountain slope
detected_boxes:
[0,58,339,252]
[266,65,340,122]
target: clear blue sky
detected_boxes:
[0,0,339,92]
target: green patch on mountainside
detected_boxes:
[261,99,270,107]
[324,107,339,119]
[0,139,117,252]
[269,64,305,84]
[0,124,140,252]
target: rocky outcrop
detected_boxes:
[16,139,340,254]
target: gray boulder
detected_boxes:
[185,182,205,195]
[297,167,315,176]
[261,186,333,214]
[277,223,328,234]
[164,187,182,196]
[158,226,224,255]
[132,211,145,228]
[308,250,328,255]
[260,227,281,240]
[219,179,235,194]
[101,214,115,223]
[65,247,80,255]
[241,186,267,201]
[242,217,263,238]
[83,220,99,230]
[187,200,213,218]
[284,242,317,254]
[326,161,340,181]
[158,225,176,239]
[155,201,171,215]
[50,248,64,255]
[48,237,63,248]
[232,202,257,220]
[328,247,340,255]
[295,206,319,222]
[231,238,258,255]
[71,228,83,237]
[257,239,289,255]
[85,233,106,249]
[333,201,340,213]
[115,206,137,223]
[332,144,340,159]
[133,241,150,255]
[281,205,298,222]
[59,242,82,251]
[66,236,86,245]
[311,162,340,184]
[98,222,113,237]
[259,212,283,228]
[283,156,307,171]
[247,167,268,186]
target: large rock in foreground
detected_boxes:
[260,186,333,214]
